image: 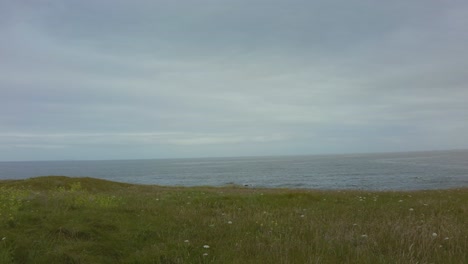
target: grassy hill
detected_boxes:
[1,176,467,263]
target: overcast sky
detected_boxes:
[1,0,467,161]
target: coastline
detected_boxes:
[2,150,468,191]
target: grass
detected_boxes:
[0,176,467,263]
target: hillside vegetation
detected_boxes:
[1,176,467,263]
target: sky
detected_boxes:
[1,0,468,161]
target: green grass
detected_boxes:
[1,176,467,263]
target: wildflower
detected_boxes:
[227,221,232,224]
[184,240,189,243]
[398,200,403,203]
[432,233,438,238]
[409,208,414,211]
[444,237,449,240]
[203,253,209,256]
[300,215,305,218]
[361,234,368,238]
[203,245,210,249]
[1,237,5,241]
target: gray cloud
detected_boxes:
[1,0,468,160]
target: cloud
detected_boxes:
[0,132,288,148]
[1,0,468,160]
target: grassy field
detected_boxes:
[0,176,467,264]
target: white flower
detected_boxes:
[300,215,305,218]
[444,237,449,240]
[203,253,209,256]
[227,221,232,224]
[398,200,404,203]
[432,233,438,238]
[361,234,368,238]
[1,237,5,241]
[203,245,210,249]
[409,208,414,211]
[184,240,189,243]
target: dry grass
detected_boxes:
[1,176,467,263]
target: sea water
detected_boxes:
[1,150,467,190]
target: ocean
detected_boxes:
[1,150,468,191]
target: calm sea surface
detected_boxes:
[1,150,468,190]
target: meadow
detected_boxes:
[0,176,467,263]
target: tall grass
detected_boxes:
[1,176,467,263]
